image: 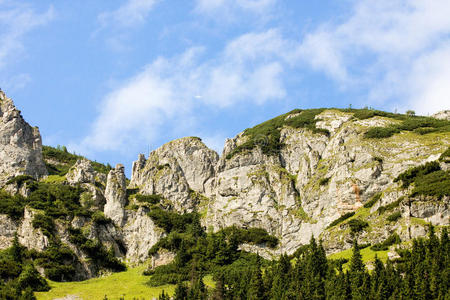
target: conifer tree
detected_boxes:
[248,256,265,300]
[174,280,188,300]
[349,239,367,300]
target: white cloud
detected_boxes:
[98,0,158,28]
[295,0,450,114]
[0,1,54,69]
[81,29,290,152]
[195,0,275,18]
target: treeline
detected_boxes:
[157,226,449,300]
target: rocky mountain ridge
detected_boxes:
[0,91,449,281]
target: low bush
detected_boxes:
[135,194,162,205]
[377,198,403,215]
[440,147,450,162]
[92,211,112,225]
[387,211,402,222]
[348,219,369,233]
[6,175,34,186]
[32,214,55,238]
[327,212,355,228]
[364,192,382,208]
[364,126,399,139]
[0,190,27,220]
[371,233,401,251]
[395,161,440,188]
[319,177,330,186]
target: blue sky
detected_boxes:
[1,0,450,174]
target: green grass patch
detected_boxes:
[226,109,328,159]
[35,265,175,300]
[439,146,450,162]
[370,233,401,251]
[328,247,389,270]
[377,197,403,215]
[386,211,401,222]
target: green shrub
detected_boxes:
[364,126,399,138]
[68,227,125,272]
[410,170,450,199]
[42,145,112,175]
[364,192,382,208]
[377,198,403,215]
[370,233,401,251]
[16,264,50,292]
[319,177,330,186]
[6,175,34,186]
[226,109,328,159]
[92,211,112,225]
[0,190,27,220]
[135,194,162,205]
[439,147,450,162]
[395,161,440,188]
[32,214,55,238]
[33,243,79,282]
[387,211,401,222]
[327,212,355,228]
[348,219,369,233]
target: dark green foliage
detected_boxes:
[410,170,450,199]
[364,126,399,138]
[327,212,355,228]
[371,233,401,251]
[33,243,78,281]
[348,109,405,121]
[135,194,162,205]
[364,115,450,139]
[319,177,330,186]
[42,145,112,175]
[364,192,382,208]
[387,211,401,222]
[0,238,50,298]
[347,219,369,234]
[226,109,328,159]
[147,206,198,234]
[377,197,403,215]
[6,175,35,186]
[31,214,54,238]
[0,189,27,220]
[147,228,447,299]
[16,264,50,292]
[440,147,450,162]
[91,211,112,226]
[394,161,450,199]
[222,226,278,248]
[68,227,126,272]
[395,161,441,188]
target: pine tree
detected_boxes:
[248,256,265,300]
[271,254,291,300]
[349,239,367,300]
[174,280,188,300]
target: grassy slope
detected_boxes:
[36,265,215,300]
[328,247,389,271]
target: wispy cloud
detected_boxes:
[195,0,275,20]
[0,1,54,70]
[98,0,158,29]
[295,0,450,114]
[80,29,291,153]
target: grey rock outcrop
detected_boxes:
[432,110,450,121]
[130,109,450,255]
[104,164,127,226]
[0,91,47,185]
[130,137,219,212]
[66,159,96,185]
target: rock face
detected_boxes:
[131,109,450,255]
[432,110,450,121]
[0,91,47,185]
[130,137,219,211]
[104,164,127,226]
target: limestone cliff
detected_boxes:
[130,109,450,255]
[0,91,47,185]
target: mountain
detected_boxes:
[0,91,449,298]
